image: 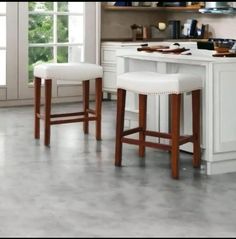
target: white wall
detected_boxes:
[101,9,165,39]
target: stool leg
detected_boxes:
[83,80,90,134]
[34,77,41,139]
[115,89,126,167]
[171,94,181,179]
[95,78,102,140]
[192,90,201,168]
[139,94,147,157]
[44,79,52,146]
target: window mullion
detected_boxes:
[53,2,57,63]
[0,3,6,86]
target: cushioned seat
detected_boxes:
[34,63,103,81]
[117,72,202,95]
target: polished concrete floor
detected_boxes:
[0,101,236,237]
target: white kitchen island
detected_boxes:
[116,48,236,175]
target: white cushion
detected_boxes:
[117,72,202,95]
[34,63,103,81]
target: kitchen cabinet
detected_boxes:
[117,48,236,175]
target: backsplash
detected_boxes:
[101,9,165,39]
[166,12,236,39]
[101,7,236,40]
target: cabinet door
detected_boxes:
[213,63,236,153]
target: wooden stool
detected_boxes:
[115,71,202,179]
[34,63,103,146]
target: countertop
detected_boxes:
[116,48,236,63]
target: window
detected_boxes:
[0,2,6,86]
[28,2,84,82]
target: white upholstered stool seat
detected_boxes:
[115,71,202,179]
[34,63,103,81]
[117,71,202,95]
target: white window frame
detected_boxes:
[0,2,18,101]
[0,4,7,87]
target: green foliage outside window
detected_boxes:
[58,2,69,12]
[28,2,69,82]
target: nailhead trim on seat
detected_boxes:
[116,87,202,95]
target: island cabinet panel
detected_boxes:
[213,63,236,153]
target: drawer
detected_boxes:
[101,48,117,64]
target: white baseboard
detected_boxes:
[206,159,236,175]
